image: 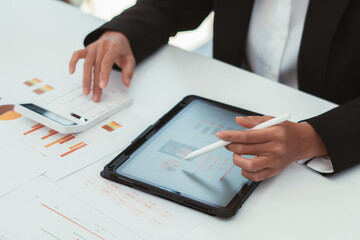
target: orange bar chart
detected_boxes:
[45,134,74,148]
[59,135,75,144]
[102,121,122,132]
[24,78,41,87]
[60,142,87,157]
[24,123,45,135]
[33,85,54,95]
[41,130,58,140]
[69,141,85,149]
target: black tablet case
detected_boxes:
[101,95,261,218]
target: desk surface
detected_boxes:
[1,0,360,239]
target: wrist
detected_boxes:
[101,31,130,44]
[298,122,328,158]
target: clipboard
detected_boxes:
[101,95,261,218]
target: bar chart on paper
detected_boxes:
[0,177,141,240]
[58,158,209,240]
[45,109,150,180]
[21,121,89,159]
[24,78,41,87]
[0,92,150,181]
[0,97,45,197]
[102,121,122,132]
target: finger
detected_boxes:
[216,128,272,143]
[235,115,274,129]
[233,154,270,172]
[92,65,102,102]
[92,48,106,102]
[99,51,117,89]
[118,55,135,87]
[69,49,87,74]
[226,142,273,155]
[241,168,276,182]
[82,49,96,95]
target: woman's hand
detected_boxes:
[69,31,135,102]
[216,116,328,182]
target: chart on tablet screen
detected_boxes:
[157,139,235,181]
[160,159,181,171]
[159,140,197,159]
[185,153,235,182]
[193,119,233,135]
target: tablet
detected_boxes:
[102,95,261,218]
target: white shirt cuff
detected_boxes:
[297,156,334,174]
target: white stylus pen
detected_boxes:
[182,113,291,160]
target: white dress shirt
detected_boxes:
[245,0,334,173]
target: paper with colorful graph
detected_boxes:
[0,76,150,182]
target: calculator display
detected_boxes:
[20,103,77,126]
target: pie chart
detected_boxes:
[0,105,22,121]
[160,159,180,172]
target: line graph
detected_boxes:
[41,203,105,240]
[0,177,140,240]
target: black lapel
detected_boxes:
[298,0,351,97]
[213,0,254,68]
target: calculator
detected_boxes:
[15,84,133,134]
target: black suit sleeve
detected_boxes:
[305,98,360,173]
[84,0,213,63]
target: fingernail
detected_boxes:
[125,78,131,87]
[100,80,105,89]
[83,87,89,95]
[216,132,224,139]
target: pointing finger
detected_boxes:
[83,49,96,95]
[99,51,117,89]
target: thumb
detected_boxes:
[235,115,273,129]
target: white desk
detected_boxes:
[1,0,360,239]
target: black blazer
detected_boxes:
[85,0,360,174]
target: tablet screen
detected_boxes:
[116,99,252,207]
